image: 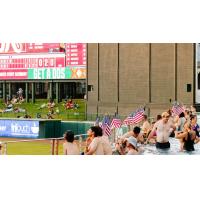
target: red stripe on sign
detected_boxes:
[0,69,28,79]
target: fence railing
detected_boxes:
[0,134,88,155]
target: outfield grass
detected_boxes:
[3,139,85,155]
[0,99,86,121]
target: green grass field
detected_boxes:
[0,99,87,154]
[1,139,85,155]
[0,99,86,121]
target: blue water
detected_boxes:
[141,137,200,155]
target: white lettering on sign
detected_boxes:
[39,69,45,79]
[46,68,51,79]
[44,58,48,67]
[33,69,45,79]
[70,49,78,52]
[0,43,23,53]
[49,58,54,67]
[52,68,65,79]
[70,62,78,65]
[0,72,6,76]
[70,53,78,56]
[15,72,27,76]
[11,123,30,133]
[38,58,43,67]
[7,72,14,76]
[0,126,6,131]
[60,68,65,79]
[71,57,79,61]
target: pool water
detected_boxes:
[141,137,200,155]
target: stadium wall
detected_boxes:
[86,43,195,119]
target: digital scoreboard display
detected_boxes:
[0,43,87,80]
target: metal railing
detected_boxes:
[0,134,88,155]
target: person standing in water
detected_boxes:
[148,112,176,149]
[175,122,196,152]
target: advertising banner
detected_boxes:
[65,43,87,66]
[0,43,87,80]
[28,66,86,79]
[0,120,39,138]
[0,43,61,54]
[0,53,65,79]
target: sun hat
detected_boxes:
[127,136,137,148]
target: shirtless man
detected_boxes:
[148,112,176,149]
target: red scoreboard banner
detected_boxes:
[0,53,65,69]
[65,43,86,66]
[0,43,61,54]
[0,53,65,80]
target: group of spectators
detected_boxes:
[64,99,79,110]
[63,105,200,155]
[0,88,26,114]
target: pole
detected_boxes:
[51,139,55,155]
[4,142,7,155]
[3,81,6,102]
[32,82,35,103]
[8,82,11,100]
[55,139,59,155]
[25,82,29,103]
[56,82,59,103]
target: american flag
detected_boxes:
[123,108,145,125]
[110,117,122,129]
[94,117,100,126]
[172,104,185,116]
[101,115,112,136]
[123,116,135,125]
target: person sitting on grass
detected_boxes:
[47,113,54,119]
[63,130,80,155]
[73,102,79,110]
[13,107,26,113]
[47,98,55,109]
[65,99,74,109]
[11,95,18,104]
[38,103,47,110]
[24,114,31,119]
[4,101,13,113]
[18,96,25,104]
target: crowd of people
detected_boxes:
[64,99,79,110]
[62,105,200,155]
[0,88,25,114]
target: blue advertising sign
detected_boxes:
[0,120,39,138]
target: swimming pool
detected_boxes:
[141,137,200,155]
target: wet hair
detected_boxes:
[143,115,148,120]
[90,126,103,137]
[179,112,185,118]
[167,109,172,116]
[156,114,162,121]
[190,115,197,121]
[64,130,75,143]
[133,126,141,134]
[185,110,190,115]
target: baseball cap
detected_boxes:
[127,136,137,148]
